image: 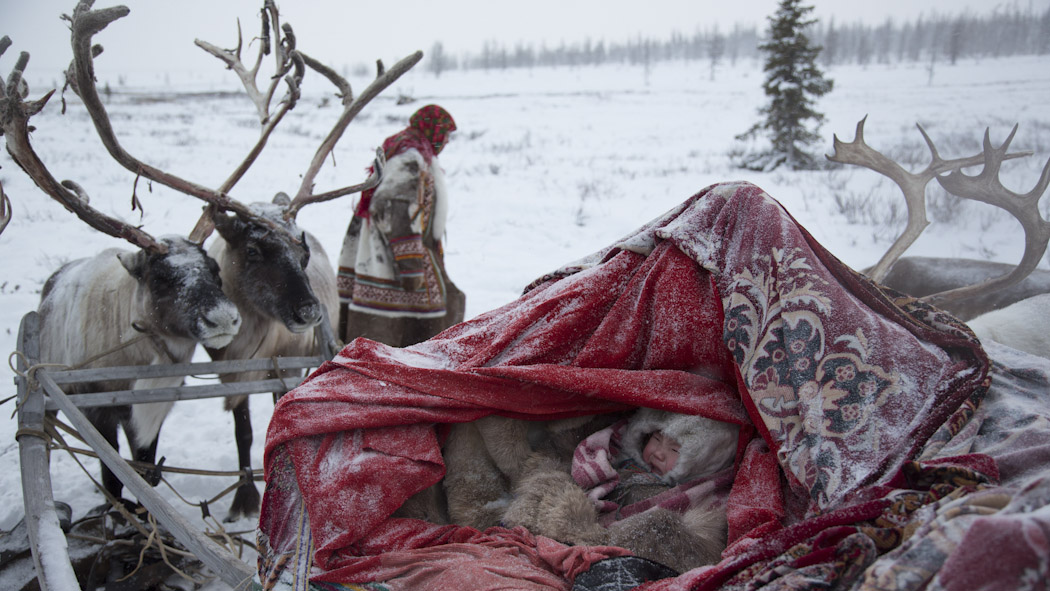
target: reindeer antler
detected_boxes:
[827,116,1031,282]
[62,2,289,242]
[1,35,168,252]
[926,126,1050,308]
[193,0,293,125]
[283,50,423,220]
[0,180,13,236]
[828,117,1049,308]
[188,3,420,235]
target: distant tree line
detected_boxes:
[424,5,1050,76]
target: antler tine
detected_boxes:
[1,47,167,252]
[0,180,12,236]
[284,50,423,221]
[193,0,291,125]
[285,147,386,220]
[828,116,932,282]
[926,126,1050,309]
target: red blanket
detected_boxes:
[258,181,1001,590]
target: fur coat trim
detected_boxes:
[618,407,739,484]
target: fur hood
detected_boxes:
[618,408,738,484]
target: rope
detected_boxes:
[14,426,52,444]
[9,331,259,579]
[46,416,256,563]
[58,445,263,479]
[270,356,293,393]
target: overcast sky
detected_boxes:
[2,0,1045,79]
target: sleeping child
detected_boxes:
[501,407,740,574]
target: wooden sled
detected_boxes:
[12,310,339,590]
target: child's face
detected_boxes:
[642,430,680,476]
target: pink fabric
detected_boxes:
[570,420,735,523]
[259,181,999,590]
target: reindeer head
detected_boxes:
[210,201,322,334]
[118,236,241,349]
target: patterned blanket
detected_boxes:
[257,181,1050,590]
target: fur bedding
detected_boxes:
[256,181,1050,590]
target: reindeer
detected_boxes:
[877,256,1050,321]
[1,37,242,507]
[201,200,340,521]
[36,1,420,521]
[827,118,1050,357]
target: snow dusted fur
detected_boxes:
[206,202,338,521]
[503,454,727,573]
[967,293,1050,359]
[37,236,240,504]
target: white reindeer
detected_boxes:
[37,236,241,506]
[2,32,248,509]
[7,1,418,522]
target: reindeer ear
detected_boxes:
[117,250,148,280]
[211,211,246,244]
[272,192,291,207]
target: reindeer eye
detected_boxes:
[245,245,262,260]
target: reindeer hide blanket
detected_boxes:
[257,181,1050,591]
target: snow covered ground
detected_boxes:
[1,46,1049,586]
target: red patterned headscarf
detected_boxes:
[410,104,456,156]
[379,104,457,165]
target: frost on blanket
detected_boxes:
[256,181,1047,590]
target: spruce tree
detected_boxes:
[736,0,833,171]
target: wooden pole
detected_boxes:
[16,312,81,590]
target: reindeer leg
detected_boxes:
[226,397,260,522]
[130,435,164,487]
[97,418,124,501]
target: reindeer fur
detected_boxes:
[502,454,727,573]
[37,236,240,505]
[967,293,1050,359]
[394,414,624,529]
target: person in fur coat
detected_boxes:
[337,104,465,347]
[502,407,740,574]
